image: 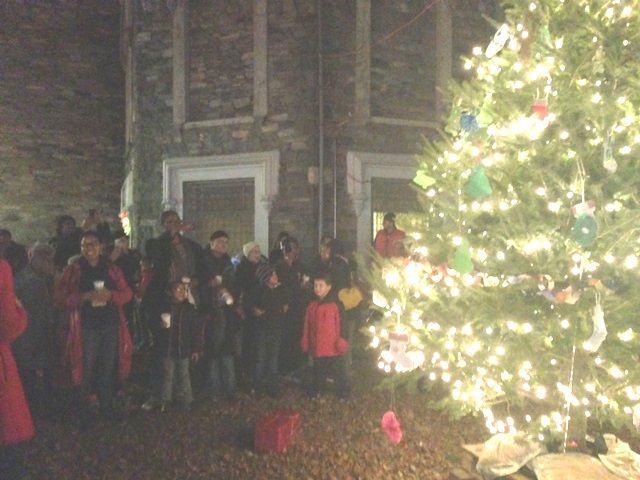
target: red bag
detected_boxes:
[254,409,300,454]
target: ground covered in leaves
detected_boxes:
[23,352,486,479]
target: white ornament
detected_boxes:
[388,332,414,371]
[633,404,640,430]
[583,303,607,352]
[603,157,618,173]
[485,24,511,58]
[372,290,388,308]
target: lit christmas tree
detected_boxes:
[368,0,640,448]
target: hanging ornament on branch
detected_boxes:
[413,170,436,189]
[532,99,549,120]
[485,24,511,58]
[387,332,413,371]
[583,298,607,353]
[452,238,474,275]
[464,166,493,199]
[381,411,403,444]
[603,135,617,173]
[570,201,598,248]
[460,112,479,135]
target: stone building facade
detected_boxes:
[124,0,499,256]
[0,1,124,244]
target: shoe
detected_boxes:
[141,399,156,411]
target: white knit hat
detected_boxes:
[243,241,259,257]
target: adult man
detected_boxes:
[373,212,406,258]
[144,210,206,315]
[12,243,55,417]
[202,230,240,399]
[141,210,206,410]
[50,215,83,271]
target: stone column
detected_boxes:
[253,0,268,119]
[354,0,370,125]
[435,0,452,120]
[172,0,188,131]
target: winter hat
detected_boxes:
[243,241,259,257]
[256,263,276,285]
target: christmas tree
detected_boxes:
[368,0,640,447]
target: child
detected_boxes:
[156,280,202,411]
[245,263,289,396]
[204,286,242,401]
[301,270,351,399]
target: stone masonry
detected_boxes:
[0,1,124,245]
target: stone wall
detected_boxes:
[0,1,124,245]
[129,0,499,256]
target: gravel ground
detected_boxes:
[22,352,486,479]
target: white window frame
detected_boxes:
[162,150,279,251]
[346,151,417,250]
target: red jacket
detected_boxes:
[53,259,134,386]
[373,228,406,258]
[0,260,35,445]
[301,299,343,358]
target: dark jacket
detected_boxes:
[156,301,203,359]
[203,249,241,358]
[12,265,54,370]
[244,282,289,328]
[236,256,267,308]
[144,232,207,313]
[50,228,82,270]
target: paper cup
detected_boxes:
[161,313,171,328]
[221,292,233,305]
[93,280,105,290]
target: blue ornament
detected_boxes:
[460,113,479,134]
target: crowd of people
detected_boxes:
[0,208,406,478]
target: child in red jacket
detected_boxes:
[301,270,351,399]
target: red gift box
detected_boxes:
[254,409,301,454]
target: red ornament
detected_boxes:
[381,410,403,444]
[532,99,549,119]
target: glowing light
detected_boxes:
[609,366,625,379]
[535,386,547,399]
[624,255,638,269]
[618,328,634,342]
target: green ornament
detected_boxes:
[413,170,436,189]
[464,166,493,198]
[538,25,552,48]
[571,214,598,248]
[452,239,474,275]
[476,95,495,127]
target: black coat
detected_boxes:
[144,233,207,315]
[155,301,203,359]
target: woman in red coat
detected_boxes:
[0,258,34,479]
[54,231,133,426]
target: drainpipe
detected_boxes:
[317,0,324,244]
[332,139,337,238]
